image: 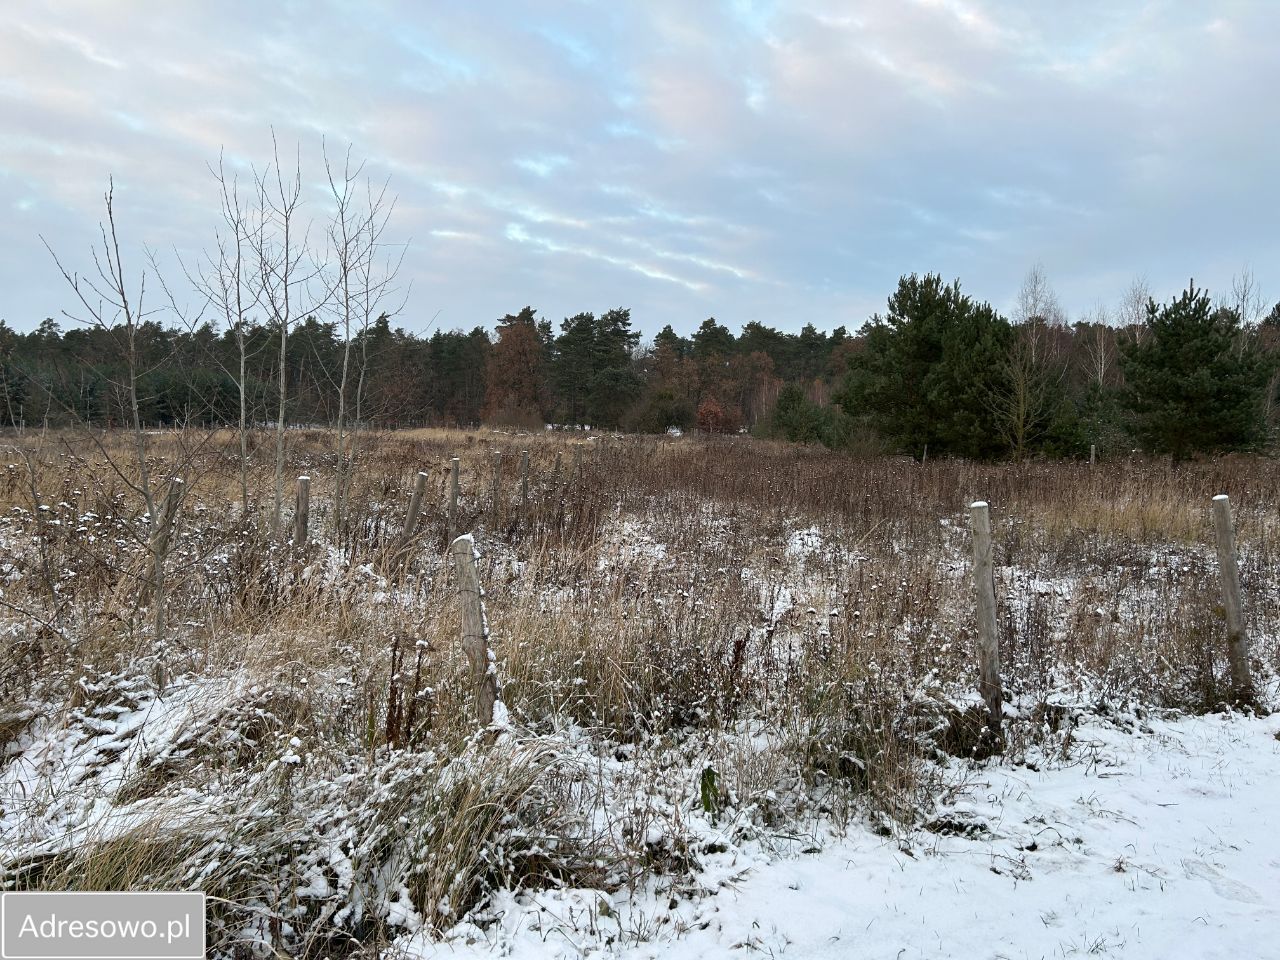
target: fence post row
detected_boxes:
[969,500,1003,739]
[1211,494,1255,705]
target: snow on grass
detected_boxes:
[401,711,1280,960]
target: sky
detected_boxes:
[1,0,1277,339]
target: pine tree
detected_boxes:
[551,312,596,424]
[1120,283,1271,459]
[834,273,1012,459]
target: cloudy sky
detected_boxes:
[2,0,1277,337]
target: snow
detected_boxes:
[403,711,1280,960]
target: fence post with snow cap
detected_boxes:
[450,534,501,726]
[293,476,310,547]
[1211,494,1255,705]
[969,500,1003,739]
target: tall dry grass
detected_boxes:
[1,425,1277,954]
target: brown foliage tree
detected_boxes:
[697,396,735,433]
[484,306,548,424]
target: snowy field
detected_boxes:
[416,710,1280,960]
[2,434,1279,958]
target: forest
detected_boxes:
[4,263,1278,462]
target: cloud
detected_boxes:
[1,0,1277,337]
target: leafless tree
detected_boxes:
[1223,265,1266,327]
[40,181,188,664]
[207,156,264,513]
[247,135,326,538]
[1116,276,1152,346]
[990,265,1068,460]
[322,144,405,539]
[1079,303,1117,390]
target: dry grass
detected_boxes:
[1,425,1277,954]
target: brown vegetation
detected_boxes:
[1,427,1276,954]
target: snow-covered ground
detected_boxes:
[414,711,1280,959]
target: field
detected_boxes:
[1,428,1278,958]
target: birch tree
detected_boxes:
[989,265,1068,460]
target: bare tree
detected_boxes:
[1220,266,1267,362]
[990,265,1068,460]
[41,181,187,663]
[209,157,263,514]
[323,144,405,539]
[1080,303,1117,390]
[1117,276,1152,345]
[1224,265,1266,327]
[169,154,268,516]
[247,135,325,538]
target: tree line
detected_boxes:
[5,138,1278,462]
[4,264,1277,461]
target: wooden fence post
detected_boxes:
[519,449,529,517]
[1089,443,1097,466]
[969,501,1003,739]
[450,534,501,725]
[404,470,429,537]
[1212,495,1255,704]
[490,450,504,527]
[447,457,460,543]
[293,476,310,547]
[396,470,429,558]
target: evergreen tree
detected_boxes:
[691,318,734,360]
[587,308,641,428]
[551,312,596,424]
[834,273,1013,459]
[1120,283,1271,458]
[771,382,829,444]
[653,324,690,358]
